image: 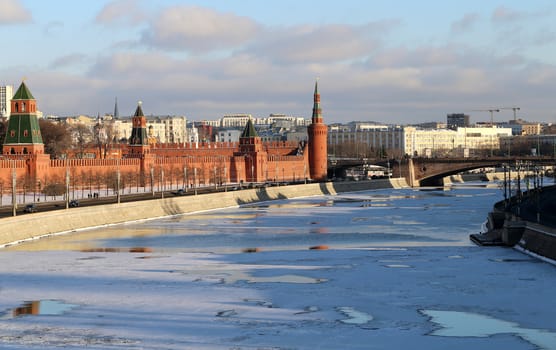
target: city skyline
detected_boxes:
[1,0,556,124]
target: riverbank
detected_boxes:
[470,184,556,264]
[0,178,408,247]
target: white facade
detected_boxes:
[111,115,190,144]
[0,85,13,118]
[328,126,514,157]
[221,114,252,128]
[216,129,242,143]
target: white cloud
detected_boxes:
[451,13,480,34]
[141,5,260,52]
[95,0,145,25]
[0,0,32,24]
[491,6,530,23]
[245,23,380,65]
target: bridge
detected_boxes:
[329,156,555,187]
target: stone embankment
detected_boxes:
[1,178,408,247]
[470,184,556,264]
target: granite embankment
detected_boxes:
[471,184,556,263]
[1,178,408,247]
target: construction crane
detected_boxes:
[500,107,520,122]
[470,109,500,127]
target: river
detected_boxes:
[2,181,556,349]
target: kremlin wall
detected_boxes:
[0,81,328,193]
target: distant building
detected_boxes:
[499,119,542,136]
[328,125,513,158]
[0,84,13,119]
[447,113,470,130]
[216,129,242,143]
[220,114,252,128]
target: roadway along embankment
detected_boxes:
[1,178,408,247]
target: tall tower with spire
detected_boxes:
[128,101,149,155]
[3,81,44,155]
[114,97,119,119]
[307,80,328,181]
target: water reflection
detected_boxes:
[3,300,78,318]
[5,186,502,253]
[421,309,556,349]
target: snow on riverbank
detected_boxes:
[0,246,555,349]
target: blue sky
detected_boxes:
[1,0,556,124]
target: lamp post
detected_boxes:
[194,167,197,195]
[116,168,121,204]
[161,169,164,199]
[65,168,70,209]
[214,165,217,190]
[150,167,154,197]
[11,161,16,217]
[183,165,188,193]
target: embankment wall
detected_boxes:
[1,178,408,247]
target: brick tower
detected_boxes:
[3,81,44,155]
[307,80,328,181]
[236,119,267,182]
[128,101,149,155]
[128,101,154,186]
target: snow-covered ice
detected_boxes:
[0,184,555,349]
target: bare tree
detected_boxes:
[71,123,93,158]
[39,119,72,158]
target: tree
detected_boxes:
[70,123,93,158]
[0,119,7,150]
[39,119,72,158]
[94,120,117,159]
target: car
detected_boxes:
[24,204,37,213]
[69,200,79,207]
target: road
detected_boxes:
[0,182,284,219]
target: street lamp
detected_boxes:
[194,167,197,195]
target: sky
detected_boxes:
[1,0,556,125]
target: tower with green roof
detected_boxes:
[3,81,44,155]
[235,118,266,182]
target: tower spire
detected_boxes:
[307,79,328,181]
[311,78,322,124]
[114,97,119,119]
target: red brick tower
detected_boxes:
[128,101,149,155]
[236,119,266,182]
[307,80,328,181]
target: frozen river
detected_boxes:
[1,182,555,349]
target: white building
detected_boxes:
[0,85,13,118]
[220,114,252,128]
[216,129,242,143]
[328,126,513,158]
[111,115,190,144]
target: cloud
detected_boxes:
[5,3,556,124]
[372,46,458,68]
[0,0,32,24]
[491,6,528,23]
[245,22,384,65]
[451,13,480,34]
[49,54,88,70]
[141,5,261,52]
[95,0,145,25]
